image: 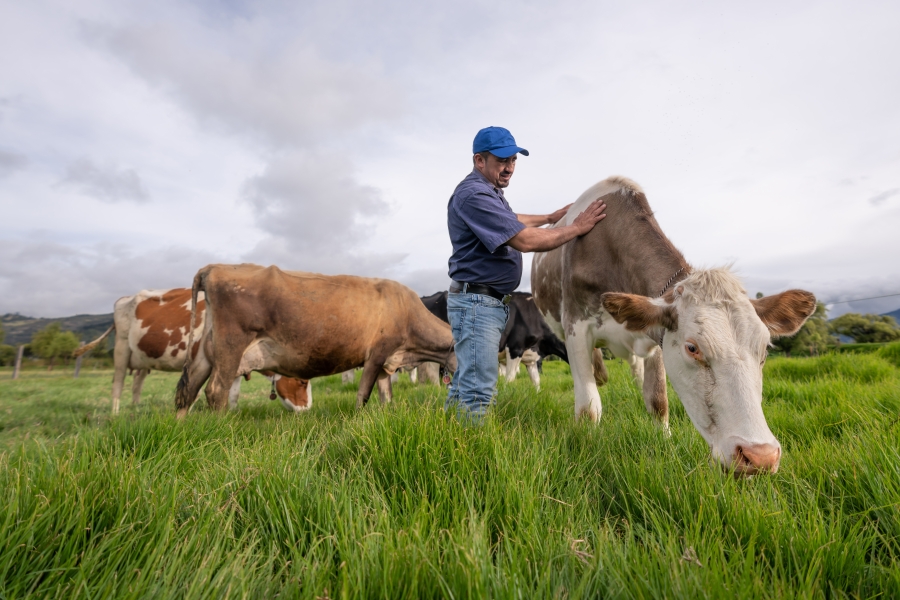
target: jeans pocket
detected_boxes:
[448,307,465,337]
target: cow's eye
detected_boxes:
[684,341,704,362]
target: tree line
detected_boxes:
[0,322,109,369]
[754,292,900,356]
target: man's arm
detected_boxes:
[507,199,607,253]
[516,203,573,227]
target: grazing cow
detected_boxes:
[174,264,457,416]
[75,288,310,414]
[531,176,816,475]
[420,290,568,388]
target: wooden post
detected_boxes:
[12,345,24,380]
[73,341,85,378]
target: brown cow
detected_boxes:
[76,288,310,414]
[532,176,816,476]
[174,264,456,416]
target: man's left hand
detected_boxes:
[547,204,573,225]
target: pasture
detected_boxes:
[1,348,899,599]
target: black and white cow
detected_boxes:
[420,291,568,388]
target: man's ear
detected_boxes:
[601,293,679,332]
[750,290,816,337]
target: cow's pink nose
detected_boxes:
[732,442,781,476]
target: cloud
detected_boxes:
[0,148,28,178]
[240,151,403,274]
[869,188,900,206]
[394,268,450,297]
[0,239,219,317]
[83,20,402,148]
[57,158,150,203]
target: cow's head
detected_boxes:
[601,268,815,476]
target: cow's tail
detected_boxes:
[175,266,212,405]
[73,324,115,358]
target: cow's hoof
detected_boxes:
[175,408,189,420]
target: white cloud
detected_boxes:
[1,0,899,317]
[57,158,149,203]
[0,239,219,316]
[239,151,403,273]
[82,18,402,148]
[0,148,28,178]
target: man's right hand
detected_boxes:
[571,199,607,235]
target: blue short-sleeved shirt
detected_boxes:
[447,169,526,294]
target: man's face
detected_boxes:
[474,152,517,189]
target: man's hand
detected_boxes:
[507,198,608,253]
[547,203,573,225]
[571,199,607,235]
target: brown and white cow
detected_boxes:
[174,264,457,416]
[532,176,816,476]
[76,288,311,414]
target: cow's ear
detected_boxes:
[750,290,816,337]
[601,293,678,332]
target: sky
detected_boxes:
[1,0,898,319]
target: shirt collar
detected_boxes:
[470,168,504,195]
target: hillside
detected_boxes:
[883,308,900,324]
[1,313,113,347]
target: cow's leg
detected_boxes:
[205,346,250,411]
[175,343,213,418]
[228,377,243,410]
[131,369,149,405]
[505,349,522,383]
[376,371,393,404]
[627,354,645,388]
[642,347,670,434]
[408,367,418,384]
[341,369,355,385]
[357,360,385,408]
[111,337,131,415]
[566,323,602,422]
[592,349,609,386]
[525,360,540,389]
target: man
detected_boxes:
[446,126,608,421]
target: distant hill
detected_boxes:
[883,308,900,324]
[1,313,114,347]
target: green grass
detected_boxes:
[0,356,898,598]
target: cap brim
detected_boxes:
[490,146,529,158]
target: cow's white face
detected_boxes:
[602,269,816,476]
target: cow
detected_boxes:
[75,288,311,414]
[174,264,457,416]
[531,176,816,476]
[420,290,568,389]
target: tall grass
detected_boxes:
[1,355,898,598]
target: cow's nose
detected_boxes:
[730,441,781,476]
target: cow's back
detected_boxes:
[203,264,438,379]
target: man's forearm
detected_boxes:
[507,224,584,253]
[516,213,552,227]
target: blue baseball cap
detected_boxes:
[472,126,529,158]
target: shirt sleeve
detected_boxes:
[455,190,526,253]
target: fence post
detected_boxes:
[12,345,24,380]
[74,341,85,378]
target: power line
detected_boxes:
[823,292,900,306]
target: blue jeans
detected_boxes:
[445,292,509,421]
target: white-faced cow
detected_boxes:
[531,176,816,475]
[76,288,311,414]
[174,264,457,416]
